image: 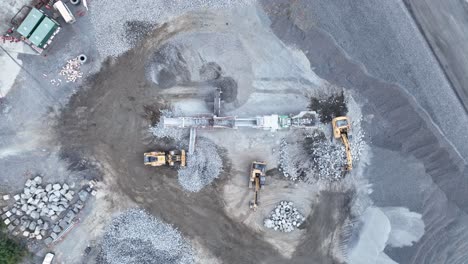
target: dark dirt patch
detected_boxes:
[309,92,348,123]
[199,62,222,81]
[147,44,191,89]
[142,104,162,126]
[292,190,352,264]
[209,77,238,103]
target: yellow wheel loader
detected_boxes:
[332,116,353,172]
[144,150,186,167]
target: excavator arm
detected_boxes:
[341,133,353,171]
[250,177,260,211]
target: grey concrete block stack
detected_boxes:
[1,177,95,243]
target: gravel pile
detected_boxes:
[264,201,305,232]
[178,138,222,192]
[101,209,194,264]
[89,0,255,57]
[149,109,187,140]
[279,126,364,182]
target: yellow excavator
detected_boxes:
[332,116,353,172]
[249,161,266,211]
[143,150,186,167]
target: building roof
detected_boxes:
[29,17,59,47]
[16,8,44,38]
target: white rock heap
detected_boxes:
[264,201,306,233]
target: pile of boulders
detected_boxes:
[0,176,95,242]
[264,201,306,232]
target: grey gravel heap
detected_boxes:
[101,209,194,264]
[264,201,305,233]
[177,138,222,192]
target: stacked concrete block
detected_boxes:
[3,177,97,243]
[264,201,306,233]
[4,176,80,240]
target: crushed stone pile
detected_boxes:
[264,201,305,232]
[101,209,194,264]
[178,138,222,192]
[59,57,83,83]
[279,126,364,182]
[89,0,255,57]
[149,109,187,141]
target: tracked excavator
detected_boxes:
[249,161,266,211]
[332,116,353,172]
[143,150,186,167]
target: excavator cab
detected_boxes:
[332,116,353,172]
[332,116,351,139]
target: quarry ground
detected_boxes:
[1,1,468,264]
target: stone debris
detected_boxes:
[264,201,306,233]
[279,126,364,183]
[101,209,194,264]
[149,109,188,141]
[177,138,222,192]
[3,194,10,200]
[59,57,83,82]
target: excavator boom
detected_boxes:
[341,133,353,171]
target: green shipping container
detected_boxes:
[16,8,44,38]
[29,17,59,48]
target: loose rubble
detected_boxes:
[1,176,95,244]
[264,201,305,232]
[59,57,83,82]
[101,209,194,264]
[149,109,187,140]
[279,125,364,182]
[177,138,222,192]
